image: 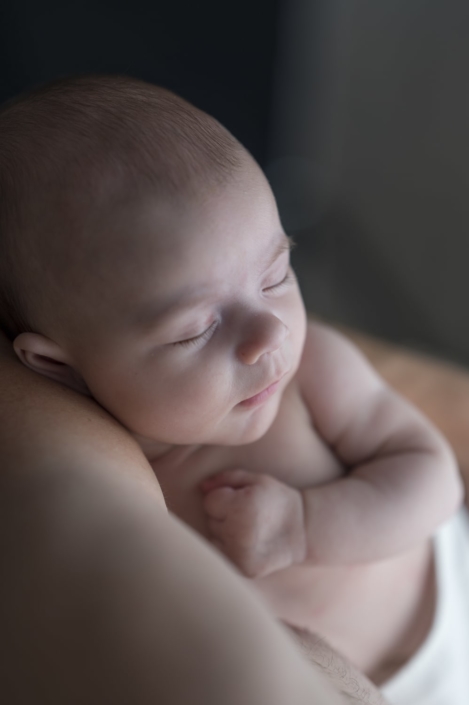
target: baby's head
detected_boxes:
[0,75,306,456]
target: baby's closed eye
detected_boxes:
[171,320,218,349]
[263,268,294,293]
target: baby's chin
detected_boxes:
[127,390,283,452]
[131,417,274,456]
[219,396,282,446]
[126,431,175,461]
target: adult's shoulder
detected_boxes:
[0,341,166,703]
[0,330,162,498]
[0,334,347,705]
[0,449,346,705]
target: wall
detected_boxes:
[272,0,469,364]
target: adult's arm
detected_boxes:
[0,332,351,705]
[290,628,387,705]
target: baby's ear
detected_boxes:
[13,332,90,395]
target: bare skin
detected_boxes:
[198,320,459,568]
[14,159,462,682]
[5,321,467,702]
[0,77,464,704]
[339,322,469,483]
[150,322,446,680]
[2,321,468,702]
[0,329,387,705]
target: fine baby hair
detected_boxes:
[0,74,244,341]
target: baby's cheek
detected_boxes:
[151,369,230,440]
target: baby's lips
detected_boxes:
[199,473,228,493]
[199,468,253,493]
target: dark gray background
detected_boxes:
[273,0,469,366]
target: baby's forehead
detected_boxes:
[57,189,285,350]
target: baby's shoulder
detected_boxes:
[298,319,383,404]
[295,318,392,448]
[299,319,368,372]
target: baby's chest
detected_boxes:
[228,384,344,488]
[156,384,343,535]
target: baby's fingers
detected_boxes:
[202,486,237,520]
[200,468,257,494]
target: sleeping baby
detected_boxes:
[0,74,463,693]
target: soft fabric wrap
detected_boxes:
[382,509,469,704]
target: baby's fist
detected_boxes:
[200,469,306,578]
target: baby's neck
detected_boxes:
[131,432,201,467]
[129,432,175,463]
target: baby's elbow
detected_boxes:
[450,461,465,514]
[436,440,465,518]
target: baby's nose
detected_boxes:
[237,312,288,365]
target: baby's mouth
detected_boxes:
[238,370,289,409]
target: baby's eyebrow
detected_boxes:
[133,287,213,332]
[266,235,295,268]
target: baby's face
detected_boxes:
[71,159,307,456]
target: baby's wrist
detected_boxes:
[289,488,308,566]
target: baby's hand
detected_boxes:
[200,469,307,578]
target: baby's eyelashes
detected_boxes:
[171,320,218,349]
[263,268,295,294]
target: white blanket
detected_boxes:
[382,508,469,704]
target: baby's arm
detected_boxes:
[202,322,463,575]
[295,321,463,563]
